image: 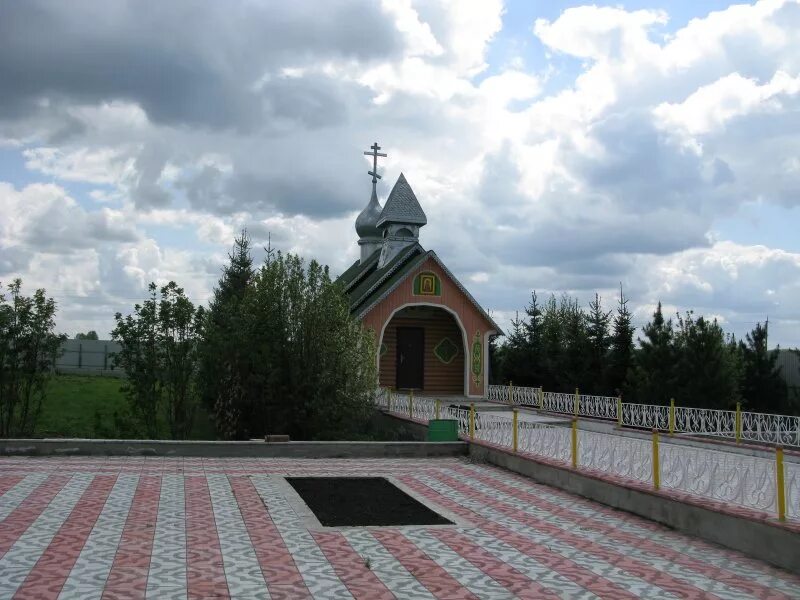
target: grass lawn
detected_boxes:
[36,374,217,440]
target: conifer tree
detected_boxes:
[586,293,611,394]
[560,295,589,391]
[739,322,788,412]
[497,311,529,385]
[522,291,544,386]
[673,312,740,409]
[197,236,376,440]
[197,231,255,438]
[606,285,634,396]
[539,294,563,390]
[627,302,676,405]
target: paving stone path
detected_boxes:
[0,456,798,599]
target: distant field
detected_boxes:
[36,374,216,439]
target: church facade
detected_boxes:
[339,145,502,398]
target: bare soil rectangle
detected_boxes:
[286,476,452,527]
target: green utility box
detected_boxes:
[427,419,459,441]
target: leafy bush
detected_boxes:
[112,282,203,439]
[0,279,64,436]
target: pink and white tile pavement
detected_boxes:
[0,456,798,599]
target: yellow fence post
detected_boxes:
[776,446,786,521]
[669,398,675,436]
[617,396,623,428]
[652,429,660,490]
[469,403,475,440]
[571,419,578,468]
[735,402,742,443]
[435,398,441,421]
[409,389,414,418]
[508,381,514,405]
[574,388,580,417]
[512,409,519,453]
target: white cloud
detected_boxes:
[633,241,800,343]
[2,0,800,346]
[654,71,800,137]
[534,6,667,62]
[381,0,443,58]
[440,0,504,75]
[23,146,137,185]
[0,182,139,252]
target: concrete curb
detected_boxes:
[0,439,467,458]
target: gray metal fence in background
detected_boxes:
[777,349,799,385]
[777,349,800,402]
[54,339,124,377]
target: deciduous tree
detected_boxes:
[112,282,203,439]
[0,280,64,436]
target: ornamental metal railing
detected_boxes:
[376,388,798,522]
[487,384,541,405]
[486,384,800,448]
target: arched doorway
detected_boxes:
[378,305,466,395]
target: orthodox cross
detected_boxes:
[364,142,387,184]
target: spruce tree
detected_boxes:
[197,231,255,439]
[498,291,545,386]
[499,311,531,385]
[627,302,676,405]
[739,322,788,412]
[522,291,544,386]
[539,294,563,390]
[564,295,590,391]
[606,285,634,396]
[586,293,611,394]
[673,312,740,409]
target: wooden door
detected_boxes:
[396,327,424,390]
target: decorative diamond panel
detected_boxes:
[434,337,459,364]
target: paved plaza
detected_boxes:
[0,456,798,599]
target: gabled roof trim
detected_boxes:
[341,249,380,293]
[356,250,504,335]
[348,243,424,311]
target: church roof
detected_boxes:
[376,173,427,228]
[338,243,503,335]
[343,244,423,311]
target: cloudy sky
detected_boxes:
[1,0,799,346]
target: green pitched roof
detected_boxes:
[345,244,424,312]
[338,249,380,291]
[336,243,503,335]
